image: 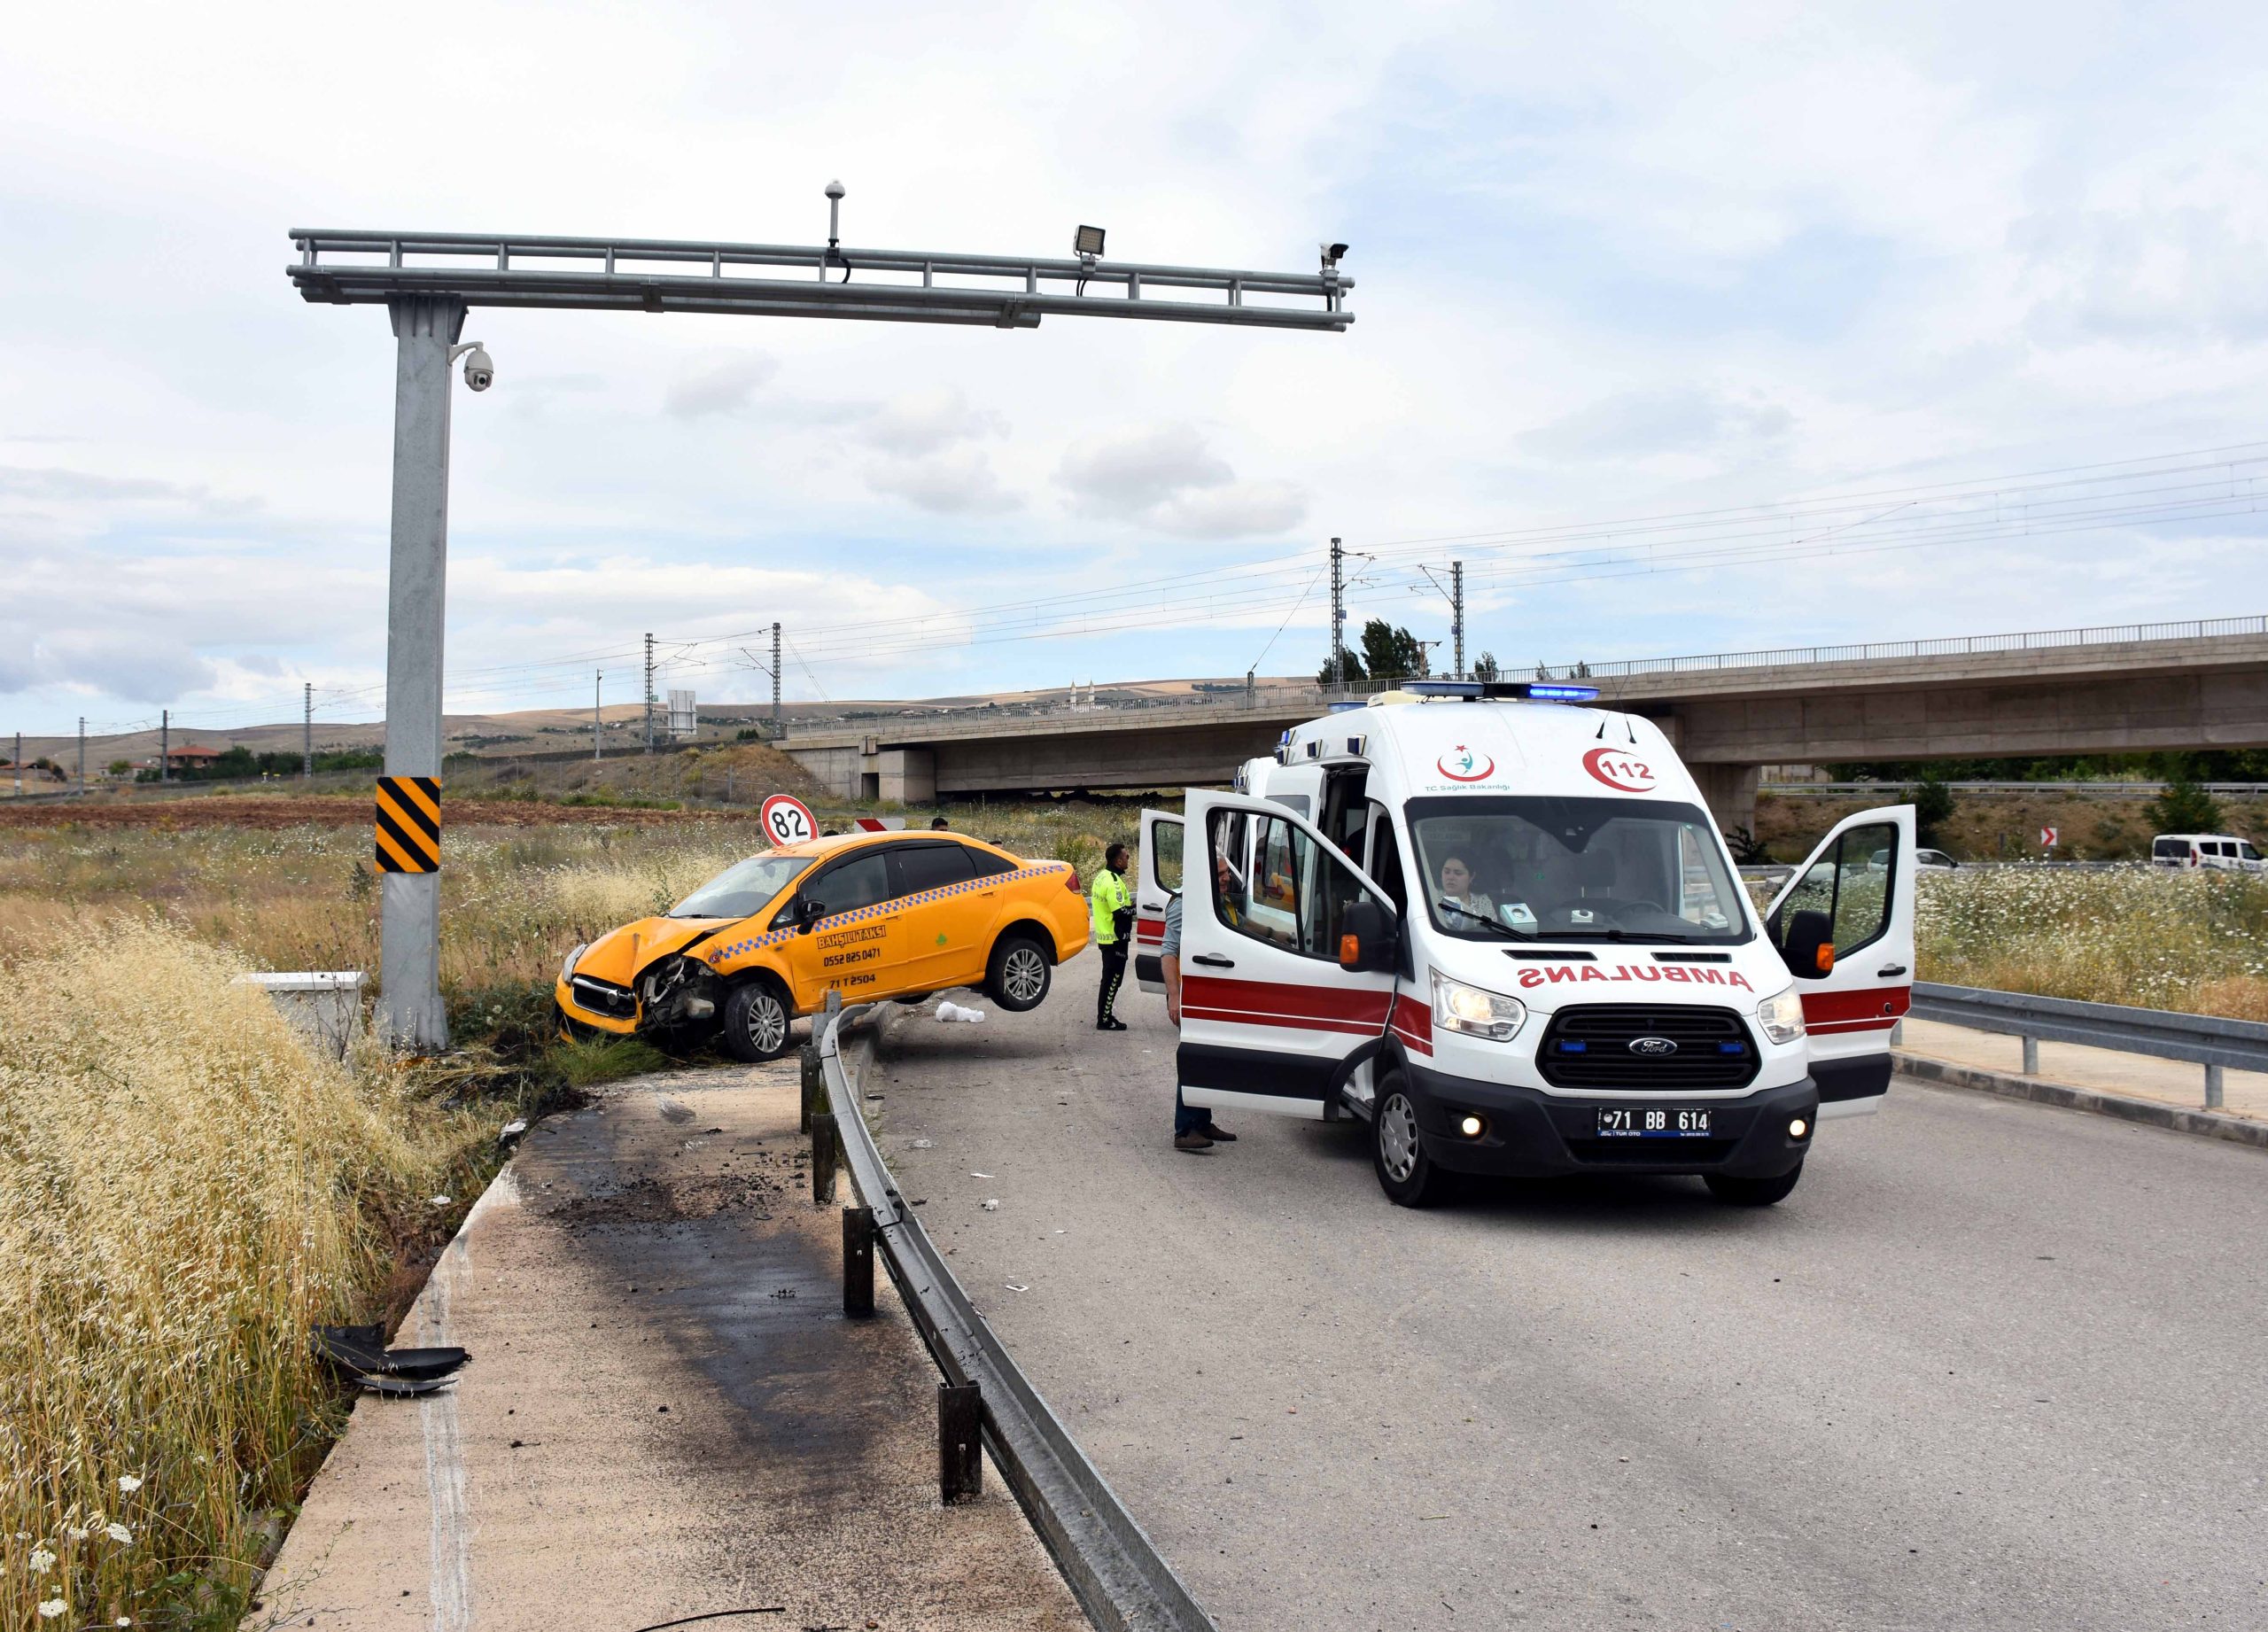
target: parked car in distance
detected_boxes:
[555,831,1091,1061]
[2151,833,2266,872]
[1870,847,1955,872]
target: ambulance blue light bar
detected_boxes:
[1401,680,1601,703]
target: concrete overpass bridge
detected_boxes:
[782,614,2268,828]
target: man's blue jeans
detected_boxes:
[1175,1085,1208,1136]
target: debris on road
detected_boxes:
[936,1000,987,1023]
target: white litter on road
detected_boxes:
[936,1000,988,1023]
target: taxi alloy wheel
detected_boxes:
[988,935,1052,1013]
[721,980,791,1063]
[1372,1080,1446,1208]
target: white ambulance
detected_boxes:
[1133,681,1917,1207]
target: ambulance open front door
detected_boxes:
[1761,803,1917,1117]
[1133,807,1182,996]
[1176,790,1401,1121]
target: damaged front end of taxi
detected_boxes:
[555,916,731,1044]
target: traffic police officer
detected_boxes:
[1090,842,1133,1030]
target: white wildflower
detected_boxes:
[105,1522,131,1544]
[116,1474,142,1493]
[36,1599,66,1620]
[28,1546,55,1573]
[118,1619,134,1628]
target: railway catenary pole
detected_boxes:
[1328,536,1345,688]
[643,633,656,756]
[594,670,602,759]
[1452,560,1464,680]
[77,718,86,796]
[303,682,314,781]
[284,195,1354,1054]
[160,710,169,782]
[771,621,781,729]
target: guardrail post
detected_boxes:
[799,1043,821,1132]
[843,1204,875,1316]
[939,1382,983,1502]
[2205,1063,2225,1111]
[812,1111,837,1204]
[2021,1035,2039,1076]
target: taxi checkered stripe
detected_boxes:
[703,862,1068,966]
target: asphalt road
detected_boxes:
[877,950,2268,1632]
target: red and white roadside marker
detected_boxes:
[2039,826,2059,849]
[850,816,906,833]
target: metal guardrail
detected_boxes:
[1534,612,2268,682]
[1906,982,2268,1110]
[815,998,1215,1632]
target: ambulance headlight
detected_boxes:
[1756,985,1806,1045]
[561,944,587,984]
[1431,970,1526,1042]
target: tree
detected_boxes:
[1910,774,1955,849]
[2148,773,2223,835]
[1359,618,1425,683]
[106,759,132,777]
[1471,651,1501,682]
[1724,825,1773,866]
[1317,646,1366,688]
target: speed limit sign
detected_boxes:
[759,794,818,848]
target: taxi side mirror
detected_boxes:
[1781,908,1835,979]
[795,898,825,934]
[1340,898,1398,973]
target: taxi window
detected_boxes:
[894,843,975,896]
[967,845,1016,878]
[805,851,889,916]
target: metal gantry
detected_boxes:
[290,197,1355,1050]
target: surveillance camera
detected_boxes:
[462,346,493,392]
[1320,241,1350,267]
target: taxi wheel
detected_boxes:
[987,935,1052,1013]
[1372,1077,1449,1208]
[720,979,793,1063]
[1704,1163,1804,1206]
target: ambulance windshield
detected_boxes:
[671,854,814,920]
[1407,796,1751,944]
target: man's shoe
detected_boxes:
[1100,1016,1130,1031]
[1174,1131,1215,1152]
[1200,1123,1237,1142]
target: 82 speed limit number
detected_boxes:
[759,795,817,848]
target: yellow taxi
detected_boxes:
[555,830,1091,1060]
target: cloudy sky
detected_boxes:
[6,1,2267,742]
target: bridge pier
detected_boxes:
[1690,763,1761,835]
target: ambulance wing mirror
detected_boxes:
[1780,908,1835,979]
[1339,897,1400,973]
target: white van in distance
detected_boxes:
[2151,834,2265,872]
[1135,681,1917,1208]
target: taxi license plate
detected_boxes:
[1596,1107,1713,1139]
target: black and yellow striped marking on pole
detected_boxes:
[373,776,441,873]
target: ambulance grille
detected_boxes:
[1536,1005,1759,1091]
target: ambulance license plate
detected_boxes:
[1596,1106,1712,1139]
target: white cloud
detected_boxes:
[858,387,1006,456]
[662,354,781,418]
[1057,423,1306,537]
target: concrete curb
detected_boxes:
[1895,1053,2268,1152]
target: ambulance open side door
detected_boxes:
[1133,807,1182,995]
[1761,803,1917,1118]
[1177,789,1402,1121]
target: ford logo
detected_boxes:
[1627,1037,1679,1056]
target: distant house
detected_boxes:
[144,745,225,771]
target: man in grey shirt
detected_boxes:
[1161,889,1236,1153]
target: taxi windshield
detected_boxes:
[1406,796,1751,944]
[670,854,813,921]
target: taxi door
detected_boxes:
[1133,808,1183,994]
[1762,804,1917,1117]
[778,846,903,1010]
[1177,790,1401,1120]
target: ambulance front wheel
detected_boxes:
[720,978,793,1063]
[1705,1162,1804,1206]
[1372,1077,1450,1208]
